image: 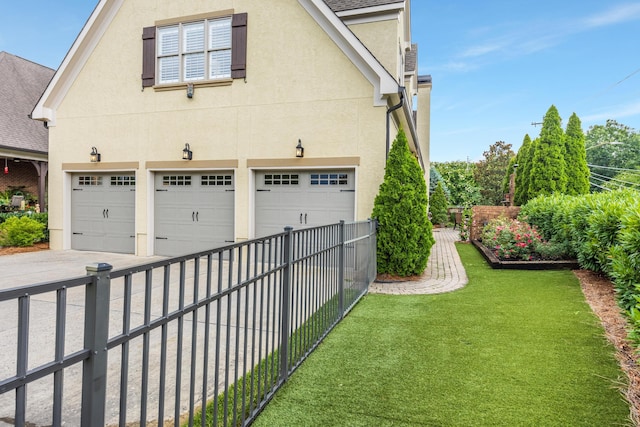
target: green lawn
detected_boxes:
[253,244,630,426]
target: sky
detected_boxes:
[1,1,639,162]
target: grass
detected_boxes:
[252,243,630,426]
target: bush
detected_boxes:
[429,182,449,225]
[0,216,46,247]
[481,217,546,261]
[372,128,434,276]
[0,212,48,241]
[459,208,472,242]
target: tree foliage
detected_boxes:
[528,105,567,197]
[431,161,481,207]
[474,141,515,205]
[372,129,434,276]
[514,134,534,205]
[564,113,590,195]
[586,120,640,187]
[429,166,450,199]
[429,181,449,225]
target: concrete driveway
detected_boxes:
[0,249,165,289]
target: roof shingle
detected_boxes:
[0,52,54,154]
[324,0,403,13]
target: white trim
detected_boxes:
[32,0,124,125]
[298,0,399,106]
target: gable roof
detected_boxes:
[0,52,54,155]
[32,0,401,124]
[324,0,402,12]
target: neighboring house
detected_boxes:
[0,52,53,211]
[32,0,431,256]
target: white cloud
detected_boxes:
[583,3,640,27]
[582,100,640,123]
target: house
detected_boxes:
[32,0,431,256]
[0,52,53,211]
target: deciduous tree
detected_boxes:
[474,141,515,205]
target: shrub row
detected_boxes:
[0,212,49,246]
[519,190,640,319]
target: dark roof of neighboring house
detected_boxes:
[324,0,403,12]
[0,52,54,154]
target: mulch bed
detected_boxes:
[575,269,640,425]
[0,242,49,256]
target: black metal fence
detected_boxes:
[0,220,376,426]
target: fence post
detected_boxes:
[338,220,345,317]
[82,262,112,427]
[279,227,293,383]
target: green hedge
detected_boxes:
[0,212,49,243]
[519,190,640,341]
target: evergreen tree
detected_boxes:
[564,113,590,195]
[529,105,567,197]
[429,181,449,225]
[372,129,434,276]
[514,134,533,205]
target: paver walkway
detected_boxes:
[368,227,468,295]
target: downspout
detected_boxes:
[386,88,404,160]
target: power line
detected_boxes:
[587,164,640,174]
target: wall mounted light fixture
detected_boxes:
[90,147,101,162]
[182,143,193,160]
[187,83,194,98]
[295,139,304,158]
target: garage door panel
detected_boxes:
[154,172,235,256]
[71,173,135,254]
[255,170,355,238]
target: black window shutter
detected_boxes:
[231,13,248,79]
[142,26,156,87]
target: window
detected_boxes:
[264,174,299,186]
[78,176,102,186]
[111,176,136,186]
[201,175,233,186]
[143,13,247,87]
[310,173,348,186]
[157,18,231,84]
[162,175,192,186]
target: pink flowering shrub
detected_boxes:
[480,217,545,261]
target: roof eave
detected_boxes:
[31,0,123,126]
[299,0,399,106]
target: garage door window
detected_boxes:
[310,173,348,186]
[111,176,136,186]
[78,176,103,186]
[264,174,299,186]
[163,175,192,186]
[202,175,233,186]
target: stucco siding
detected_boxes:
[48,0,393,254]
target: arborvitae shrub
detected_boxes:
[372,129,434,276]
[429,181,449,226]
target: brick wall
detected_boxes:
[0,161,39,200]
[471,206,521,241]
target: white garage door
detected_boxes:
[71,173,136,254]
[154,172,234,256]
[255,170,355,237]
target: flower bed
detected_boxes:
[472,239,579,270]
[474,216,579,270]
